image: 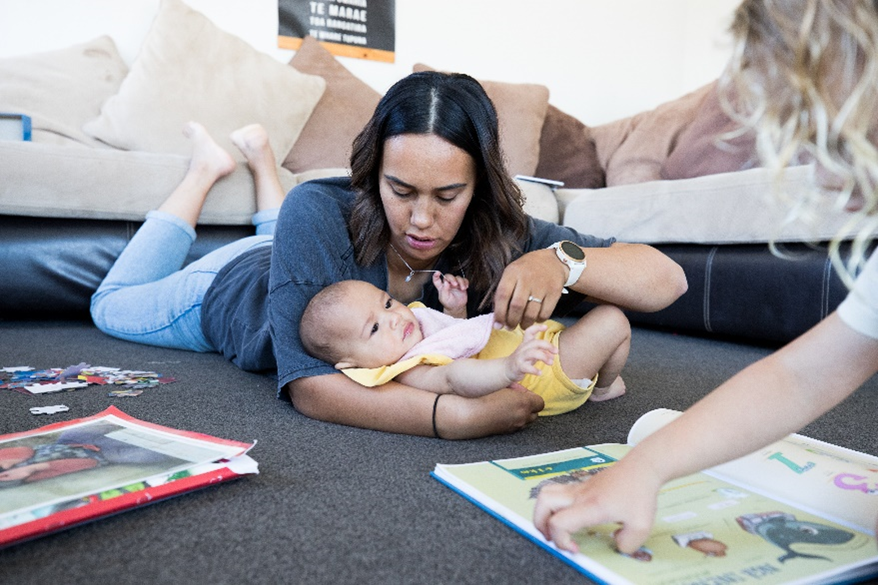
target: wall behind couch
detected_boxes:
[1,0,740,126]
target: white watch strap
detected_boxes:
[564,258,585,288]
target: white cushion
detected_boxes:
[559,165,858,244]
[516,179,559,223]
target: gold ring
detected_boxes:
[527,295,543,303]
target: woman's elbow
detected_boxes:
[636,255,687,312]
[285,378,328,421]
[657,260,688,310]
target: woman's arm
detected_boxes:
[494,242,687,330]
[286,372,544,439]
[533,313,878,554]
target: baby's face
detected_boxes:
[333,282,424,369]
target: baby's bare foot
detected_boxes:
[230,124,274,168]
[183,121,235,179]
[589,376,626,402]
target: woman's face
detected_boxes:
[379,133,477,267]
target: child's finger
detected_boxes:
[522,323,548,342]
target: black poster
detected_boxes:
[278,0,395,63]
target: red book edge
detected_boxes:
[0,406,256,549]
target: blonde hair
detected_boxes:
[724,0,878,286]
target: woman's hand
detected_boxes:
[493,248,566,330]
[437,383,544,439]
[533,457,662,554]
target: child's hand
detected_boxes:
[435,273,469,319]
[504,324,556,383]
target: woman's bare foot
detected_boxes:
[230,124,274,166]
[156,122,235,227]
[230,124,285,211]
[183,121,236,181]
[589,376,626,402]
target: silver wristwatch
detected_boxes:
[549,240,586,294]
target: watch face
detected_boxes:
[560,240,585,261]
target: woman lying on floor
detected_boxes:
[91,71,687,439]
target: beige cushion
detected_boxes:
[0,36,128,147]
[593,82,713,187]
[558,166,858,244]
[660,83,759,180]
[534,104,605,189]
[284,36,382,173]
[0,141,349,225]
[83,0,326,165]
[412,64,549,177]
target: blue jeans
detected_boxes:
[90,209,277,351]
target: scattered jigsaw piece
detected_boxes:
[25,381,89,394]
[2,363,177,396]
[2,366,33,373]
[30,404,70,415]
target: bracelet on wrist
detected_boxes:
[432,393,443,439]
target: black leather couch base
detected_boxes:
[0,215,855,345]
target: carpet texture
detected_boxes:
[1,320,876,585]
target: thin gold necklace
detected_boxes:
[388,244,443,283]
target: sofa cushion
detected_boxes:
[412,63,549,177]
[593,82,713,186]
[558,165,859,244]
[83,0,325,165]
[0,36,128,147]
[661,83,759,180]
[0,141,349,225]
[515,178,559,224]
[534,104,605,189]
[283,36,382,174]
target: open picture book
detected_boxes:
[433,409,878,585]
[0,406,257,549]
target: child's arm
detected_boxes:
[396,324,556,397]
[434,273,469,319]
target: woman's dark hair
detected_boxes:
[348,71,529,309]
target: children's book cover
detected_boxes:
[0,406,257,548]
[434,439,878,585]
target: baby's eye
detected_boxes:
[371,323,379,335]
[385,299,393,309]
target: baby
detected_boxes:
[299,276,630,416]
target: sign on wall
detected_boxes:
[278,0,395,63]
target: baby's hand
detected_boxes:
[435,273,469,319]
[504,324,556,382]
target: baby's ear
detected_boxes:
[335,361,354,370]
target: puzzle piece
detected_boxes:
[25,381,89,394]
[109,389,144,398]
[30,404,70,415]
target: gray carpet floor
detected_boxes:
[1,320,876,585]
